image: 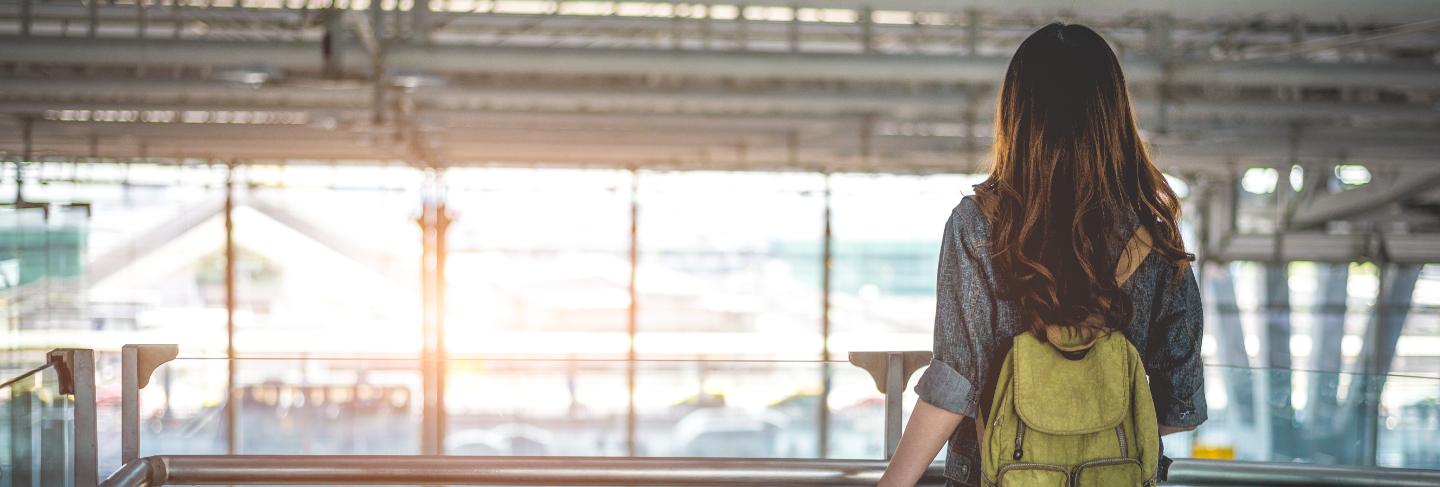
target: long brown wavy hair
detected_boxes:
[972,23,1193,339]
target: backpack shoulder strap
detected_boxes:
[1115,225,1154,285]
[1040,226,1155,353]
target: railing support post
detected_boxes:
[48,348,98,487]
[884,353,902,456]
[848,351,931,459]
[121,344,179,466]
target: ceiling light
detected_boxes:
[215,64,277,85]
[390,70,447,90]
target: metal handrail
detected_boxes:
[99,454,1440,487]
[101,455,923,487]
[0,362,51,390]
[1169,458,1440,486]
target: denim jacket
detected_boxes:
[913,196,1208,486]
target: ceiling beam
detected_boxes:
[3,77,1438,125]
[1217,232,1440,263]
[12,1,1440,26]
[1289,168,1440,228]
[5,36,1439,89]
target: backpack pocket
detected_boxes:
[995,463,1067,486]
[1072,457,1142,486]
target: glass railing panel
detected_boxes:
[134,357,895,459]
[136,357,424,457]
[127,356,1440,470]
[629,359,830,458]
[1164,365,1440,470]
[442,358,897,459]
[0,365,75,487]
[132,357,227,458]
[446,357,627,456]
[1377,372,1440,469]
[828,360,890,459]
[235,357,422,455]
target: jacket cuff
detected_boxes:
[915,359,976,418]
[1157,383,1208,428]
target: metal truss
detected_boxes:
[1,0,1438,261]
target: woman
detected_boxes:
[879,23,1207,486]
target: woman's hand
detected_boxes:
[878,398,964,487]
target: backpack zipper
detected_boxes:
[1012,419,1027,460]
[1115,425,1129,458]
[1069,457,1142,487]
[996,462,1066,482]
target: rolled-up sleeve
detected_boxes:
[1146,264,1208,428]
[916,358,974,415]
[914,201,995,419]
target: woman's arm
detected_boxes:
[1143,264,1209,431]
[878,398,964,487]
[885,201,991,486]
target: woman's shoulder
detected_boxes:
[947,195,991,244]
[952,194,979,214]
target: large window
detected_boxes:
[9,163,226,355]
[219,165,426,455]
[4,163,1437,466]
[443,168,633,456]
[232,165,424,356]
[444,168,632,355]
[636,171,824,360]
[828,173,979,356]
[5,162,230,472]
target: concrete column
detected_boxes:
[1305,263,1349,434]
[418,171,450,455]
[788,5,800,52]
[964,9,979,56]
[1206,262,1255,425]
[859,7,873,53]
[626,169,639,456]
[1358,263,1422,392]
[818,174,833,458]
[736,3,749,51]
[412,0,431,42]
[1261,262,1297,460]
[1149,14,1174,134]
[224,163,238,455]
[322,7,345,79]
[1354,263,1421,465]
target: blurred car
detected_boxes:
[446,424,555,456]
[671,407,788,457]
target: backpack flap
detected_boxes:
[1011,331,1130,435]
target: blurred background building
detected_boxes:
[0,0,1438,479]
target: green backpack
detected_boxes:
[977,227,1161,487]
